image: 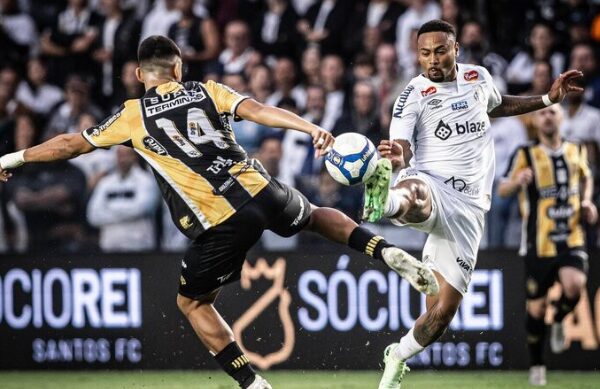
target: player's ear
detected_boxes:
[135,67,144,83]
[174,59,183,82]
[455,42,460,57]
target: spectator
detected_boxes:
[87,146,159,252]
[44,74,103,139]
[352,53,375,82]
[108,60,144,113]
[395,0,441,81]
[253,0,301,60]
[297,0,348,56]
[92,0,140,100]
[280,84,327,186]
[168,0,220,82]
[39,0,101,85]
[320,54,347,132]
[372,43,405,124]
[139,0,180,42]
[0,77,16,157]
[506,22,565,94]
[0,0,39,66]
[219,20,255,74]
[361,26,383,58]
[345,0,404,56]
[70,112,116,191]
[524,60,553,96]
[300,45,321,85]
[560,82,600,159]
[440,0,461,32]
[6,114,87,253]
[254,134,283,181]
[0,66,20,118]
[15,58,63,117]
[332,80,381,145]
[266,56,307,110]
[569,42,600,109]
[248,63,273,103]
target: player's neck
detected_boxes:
[144,78,178,91]
[540,134,562,150]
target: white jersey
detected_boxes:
[390,63,502,210]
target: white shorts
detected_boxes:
[390,169,486,295]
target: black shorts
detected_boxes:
[524,247,589,299]
[178,178,312,299]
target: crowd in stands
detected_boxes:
[1,0,600,253]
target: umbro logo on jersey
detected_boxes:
[421,86,437,97]
[143,136,168,156]
[427,99,443,109]
[464,70,479,81]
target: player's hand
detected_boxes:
[378,140,406,170]
[0,168,12,183]
[581,200,598,225]
[311,127,334,158]
[514,167,533,187]
[548,70,584,103]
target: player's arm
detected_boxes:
[489,70,584,117]
[579,145,598,224]
[236,98,334,157]
[0,133,94,179]
[497,148,532,197]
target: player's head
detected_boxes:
[533,105,563,138]
[417,19,458,82]
[136,35,183,86]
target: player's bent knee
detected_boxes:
[526,299,547,318]
[563,282,585,299]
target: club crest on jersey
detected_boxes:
[464,70,479,81]
[421,86,437,97]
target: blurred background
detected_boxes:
[0,0,599,254]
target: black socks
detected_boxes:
[526,313,546,366]
[348,226,392,262]
[553,293,580,323]
[214,342,256,388]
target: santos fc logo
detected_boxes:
[434,119,486,141]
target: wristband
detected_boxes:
[0,150,25,169]
[542,94,554,106]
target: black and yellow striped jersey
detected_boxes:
[82,81,270,239]
[504,141,591,257]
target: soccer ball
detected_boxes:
[325,133,378,186]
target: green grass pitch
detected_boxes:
[1,371,599,389]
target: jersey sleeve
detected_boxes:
[481,66,502,113]
[389,84,419,142]
[203,80,248,119]
[503,147,528,181]
[579,144,592,178]
[82,103,131,148]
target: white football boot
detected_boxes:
[529,365,547,386]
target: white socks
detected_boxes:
[383,190,402,217]
[393,328,424,361]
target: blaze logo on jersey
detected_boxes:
[464,70,479,81]
[421,86,437,97]
[435,120,452,140]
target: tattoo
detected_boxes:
[414,309,448,346]
[488,95,546,118]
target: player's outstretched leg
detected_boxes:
[306,206,438,295]
[379,272,461,388]
[177,292,272,389]
[550,266,586,354]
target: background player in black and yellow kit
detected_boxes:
[499,104,598,386]
[0,36,438,389]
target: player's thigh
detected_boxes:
[392,178,433,223]
[259,178,312,237]
[179,210,267,299]
[524,255,558,301]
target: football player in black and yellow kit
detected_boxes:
[499,104,597,386]
[0,36,438,389]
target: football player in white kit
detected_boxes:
[363,20,585,388]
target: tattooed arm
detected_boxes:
[489,69,584,117]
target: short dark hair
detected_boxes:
[137,35,181,70]
[417,19,456,40]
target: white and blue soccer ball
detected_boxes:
[325,132,378,186]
